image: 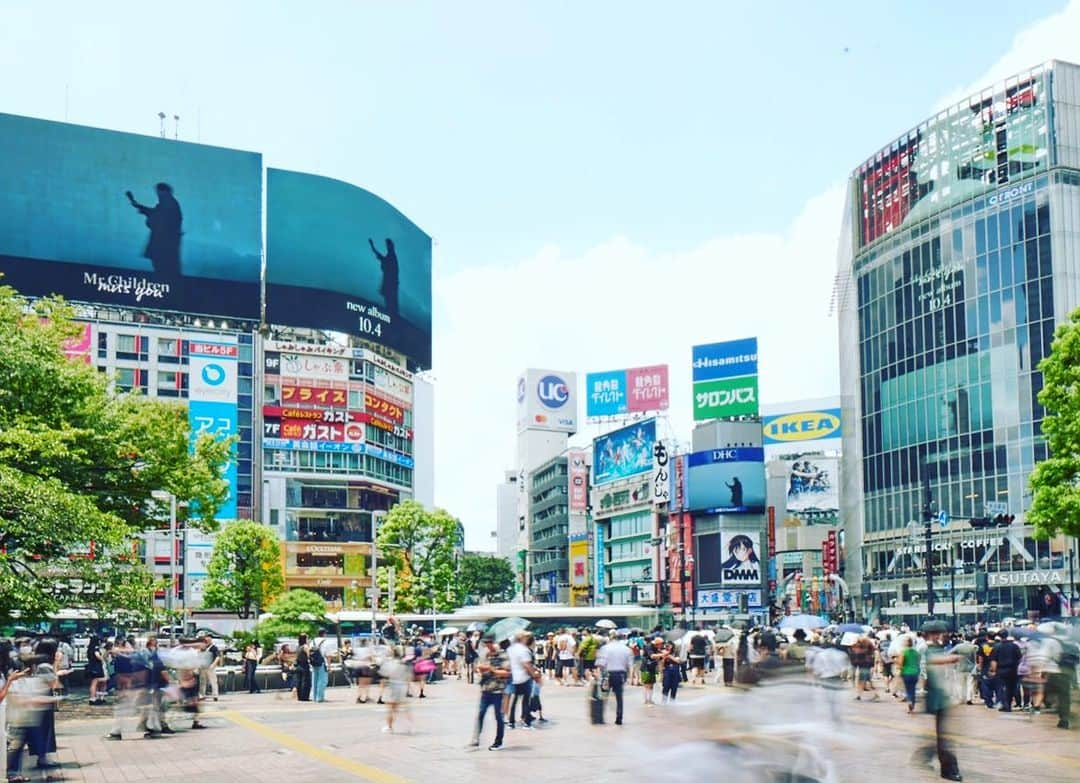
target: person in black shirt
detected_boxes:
[989,630,1022,712]
[295,634,312,702]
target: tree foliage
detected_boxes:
[202,521,285,619]
[1029,307,1080,538]
[254,588,327,651]
[459,553,515,604]
[0,285,232,622]
[375,500,464,612]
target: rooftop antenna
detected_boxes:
[173,114,180,140]
[158,111,166,138]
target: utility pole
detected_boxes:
[922,470,936,618]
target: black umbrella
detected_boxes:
[920,620,949,634]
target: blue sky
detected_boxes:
[0,1,1074,547]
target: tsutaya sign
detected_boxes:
[988,569,1066,588]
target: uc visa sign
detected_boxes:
[516,368,578,434]
[762,408,841,444]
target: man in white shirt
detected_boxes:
[597,632,633,725]
[506,632,539,729]
[555,629,577,685]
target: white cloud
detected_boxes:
[937,0,1080,108]
[433,183,846,549]
[433,0,1080,550]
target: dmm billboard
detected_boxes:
[686,447,765,513]
[0,113,261,319]
[585,365,669,417]
[592,419,656,486]
[692,338,758,420]
[265,169,432,368]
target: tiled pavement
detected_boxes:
[17,678,1080,783]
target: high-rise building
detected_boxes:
[837,61,1080,624]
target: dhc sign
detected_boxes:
[763,408,842,444]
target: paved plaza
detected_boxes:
[21,678,1079,783]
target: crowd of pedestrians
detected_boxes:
[2,616,1076,780]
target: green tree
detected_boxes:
[202,521,285,618]
[1029,307,1080,538]
[376,500,464,612]
[459,553,515,604]
[254,588,327,651]
[0,285,232,622]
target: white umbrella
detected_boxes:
[595,619,617,630]
[779,615,827,631]
[158,647,212,670]
[437,626,459,637]
[840,631,860,647]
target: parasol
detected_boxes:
[779,615,827,631]
[713,628,735,643]
[487,617,531,642]
[595,619,617,630]
[437,627,459,637]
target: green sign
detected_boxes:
[692,375,759,420]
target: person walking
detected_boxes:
[310,631,329,703]
[199,635,221,702]
[85,637,108,705]
[989,630,1022,712]
[469,633,509,751]
[507,631,540,729]
[916,622,963,782]
[896,636,921,714]
[555,628,577,685]
[597,631,633,725]
[660,641,682,703]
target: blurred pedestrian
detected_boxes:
[469,633,508,751]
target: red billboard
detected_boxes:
[626,364,669,413]
[364,389,405,424]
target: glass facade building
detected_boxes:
[838,61,1080,622]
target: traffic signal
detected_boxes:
[975,571,988,593]
[738,593,749,613]
[969,517,992,529]
[992,514,1015,527]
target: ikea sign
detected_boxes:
[763,408,841,444]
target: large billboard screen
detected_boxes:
[856,70,1049,248]
[585,364,669,417]
[592,419,656,486]
[516,369,578,434]
[784,456,839,513]
[691,338,759,420]
[265,169,432,368]
[686,447,765,513]
[0,113,261,319]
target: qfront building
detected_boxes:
[838,61,1080,625]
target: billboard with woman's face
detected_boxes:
[0,113,262,319]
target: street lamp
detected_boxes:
[151,490,178,627]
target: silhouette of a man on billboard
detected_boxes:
[726,476,743,507]
[126,183,182,279]
[368,237,399,318]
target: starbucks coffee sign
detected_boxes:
[987,569,1066,588]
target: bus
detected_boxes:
[0,609,126,669]
[446,603,666,638]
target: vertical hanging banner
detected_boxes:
[567,449,589,514]
[188,338,239,519]
[691,338,759,420]
[651,440,671,506]
[595,525,605,596]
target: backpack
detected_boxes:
[310,642,325,668]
